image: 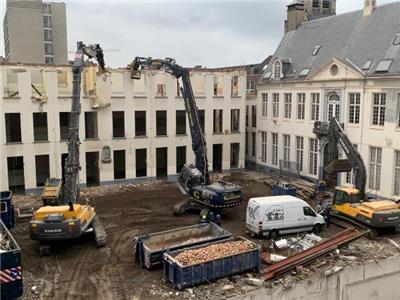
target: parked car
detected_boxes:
[246,195,325,238]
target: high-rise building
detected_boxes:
[3,0,67,64]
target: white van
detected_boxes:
[246,195,325,238]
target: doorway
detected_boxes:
[7,156,25,193]
[86,152,100,186]
[213,144,223,172]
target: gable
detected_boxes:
[306,58,365,81]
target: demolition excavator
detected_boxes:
[129,57,243,221]
[314,117,400,230]
[29,42,107,255]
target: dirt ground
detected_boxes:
[12,170,400,300]
[13,171,276,300]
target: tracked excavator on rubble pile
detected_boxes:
[314,117,400,231]
[29,42,107,255]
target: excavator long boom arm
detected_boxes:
[63,41,106,206]
[130,57,210,185]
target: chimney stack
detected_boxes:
[363,0,376,17]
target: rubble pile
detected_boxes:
[175,240,255,266]
[0,232,12,252]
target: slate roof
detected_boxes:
[263,2,400,81]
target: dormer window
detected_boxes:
[375,59,393,72]
[362,59,374,71]
[273,60,282,79]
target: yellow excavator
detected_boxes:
[29,42,107,255]
[314,118,400,230]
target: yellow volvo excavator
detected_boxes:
[314,118,400,230]
[29,42,107,255]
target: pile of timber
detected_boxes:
[174,240,255,266]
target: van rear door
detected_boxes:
[246,200,260,233]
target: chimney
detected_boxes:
[363,0,376,17]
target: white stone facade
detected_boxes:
[248,59,400,199]
[0,63,246,193]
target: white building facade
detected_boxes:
[0,63,246,193]
[248,2,400,200]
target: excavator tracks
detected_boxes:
[92,215,107,247]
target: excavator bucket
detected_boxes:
[324,159,352,174]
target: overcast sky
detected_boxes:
[0,0,397,67]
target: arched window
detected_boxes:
[273,60,281,79]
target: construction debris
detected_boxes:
[0,232,12,252]
[174,240,255,266]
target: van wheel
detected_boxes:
[313,224,322,234]
[269,230,279,240]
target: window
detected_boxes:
[283,135,291,168]
[394,33,400,45]
[136,149,147,177]
[273,93,279,118]
[346,145,358,184]
[213,75,223,96]
[372,93,386,126]
[43,15,52,28]
[261,93,268,117]
[230,143,240,169]
[313,0,319,8]
[135,111,146,137]
[59,112,70,140]
[176,146,186,173]
[213,109,223,133]
[303,207,316,217]
[198,110,205,133]
[44,29,52,42]
[176,110,186,135]
[33,113,48,141]
[231,109,240,133]
[44,42,53,56]
[398,94,400,127]
[261,131,267,163]
[251,132,256,157]
[311,93,320,121]
[3,69,19,97]
[156,111,167,136]
[5,113,21,143]
[349,93,361,124]
[84,112,98,139]
[231,75,239,97]
[273,61,281,79]
[369,147,382,191]
[176,80,181,97]
[156,84,166,97]
[309,138,318,175]
[245,105,249,127]
[394,151,400,196]
[327,93,340,122]
[296,136,304,172]
[299,68,310,77]
[375,59,393,72]
[362,60,373,71]
[312,46,321,56]
[297,93,305,120]
[45,56,53,64]
[251,105,256,128]
[43,3,51,14]
[284,93,292,119]
[272,133,278,165]
[35,155,49,187]
[112,111,125,138]
[113,150,126,179]
[247,80,255,92]
[330,64,339,76]
[245,131,249,156]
